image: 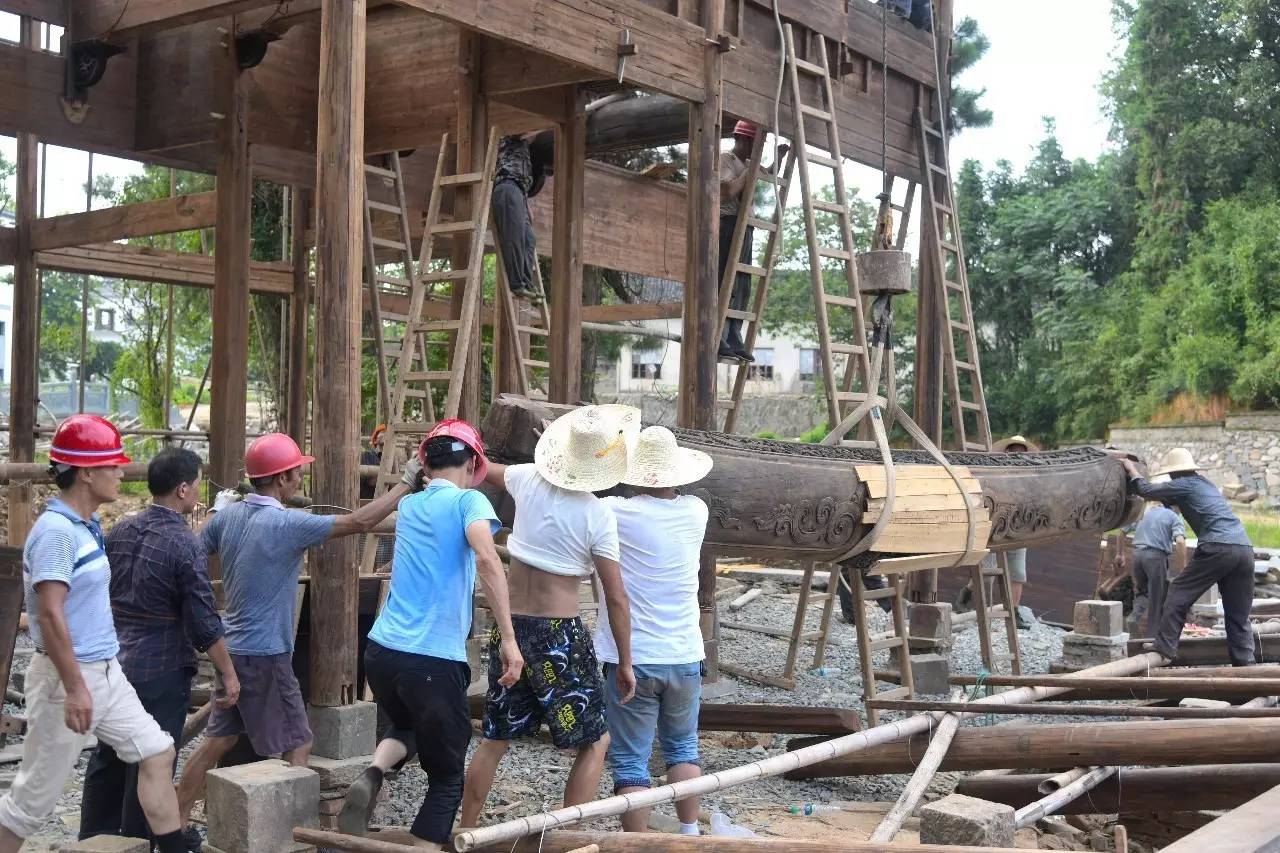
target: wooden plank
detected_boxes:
[397,0,705,103]
[872,523,991,554]
[865,477,981,498]
[863,509,982,524]
[365,6,457,153]
[35,244,294,294]
[1160,782,1280,852]
[75,0,278,39]
[548,88,586,404]
[0,227,13,267]
[309,0,367,706]
[865,550,988,575]
[868,494,983,512]
[480,41,601,95]
[582,301,683,322]
[856,465,974,481]
[29,192,218,251]
[0,0,64,25]
[285,188,311,446]
[697,703,861,735]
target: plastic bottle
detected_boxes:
[709,812,757,837]
[809,666,842,677]
[788,802,846,816]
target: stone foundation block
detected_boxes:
[60,838,149,853]
[909,653,951,695]
[1073,599,1124,637]
[909,602,953,651]
[206,759,319,853]
[203,844,314,853]
[308,754,373,790]
[1061,631,1129,667]
[307,701,376,760]
[921,794,1015,847]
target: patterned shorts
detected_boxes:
[482,615,607,749]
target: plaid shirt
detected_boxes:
[107,504,224,683]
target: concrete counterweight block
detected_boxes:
[909,653,951,695]
[307,700,376,760]
[60,838,150,853]
[1073,599,1124,637]
[920,793,1016,847]
[206,759,319,853]
[908,602,954,651]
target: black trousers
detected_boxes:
[79,669,191,843]
[365,640,471,844]
[1128,547,1170,636]
[717,214,754,348]
[492,178,536,292]
[1154,542,1255,665]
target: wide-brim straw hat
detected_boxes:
[534,404,641,492]
[992,434,1040,452]
[621,426,714,489]
[1153,447,1199,477]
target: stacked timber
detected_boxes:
[855,464,989,562]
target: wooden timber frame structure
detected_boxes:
[0,0,956,706]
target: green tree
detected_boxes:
[949,17,994,135]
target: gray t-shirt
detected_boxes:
[719,150,749,218]
[1133,505,1186,554]
[201,495,334,656]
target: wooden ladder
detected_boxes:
[783,24,875,446]
[359,130,500,573]
[493,246,552,399]
[852,570,915,727]
[716,135,796,433]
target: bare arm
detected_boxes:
[204,638,240,709]
[36,582,93,733]
[594,555,635,702]
[329,483,410,539]
[719,166,751,202]
[483,461,508,490]
[1173,536,1188,575]
[466,520,523,687]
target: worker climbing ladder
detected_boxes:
[716,132,796,433]
[783,24,876,446]
[360,129,500,573]
[492,247,552,399]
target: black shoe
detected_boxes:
[338,767,384,837]
[718,342,738,362]
[509,283,537,300]
[183,826,204,853]
[732,348,755,363]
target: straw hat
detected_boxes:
[534,404,641,493]
[621,426,714,489]
[1153,447,1199,477]
[992,434,1040,452]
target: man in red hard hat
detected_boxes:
[0,416,189,853]
[175,432,418,827]
[718,120,788,362]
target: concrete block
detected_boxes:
[203,844,313,853]
[909,602,953,650]
[60,838,149,853]
[909,653,950,695]
[308,754,373,790]
[1197,585,1221,607]
[1061,631,1129,667]
[206,759,319,853]
[307,701,376,760]
[1073,600,1124,637]
[920,793,1015,847]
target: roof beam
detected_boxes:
[29,192,217,251]
[75,1,282,40]
[35,243,294,295]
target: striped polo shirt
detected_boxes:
[23,497,118,662]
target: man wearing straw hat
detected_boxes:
[460,405,639,827]
[594,426,713,835]
[1122,447,1255,665]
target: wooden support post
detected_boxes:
[452,33,487,423]
[310,0,366,707]
[549,87,587,405]
[1156,780,1280,852]
[209,18,251,497]
[6,16,39,547]
[286,188,310,446]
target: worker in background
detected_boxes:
[0,416,189,853]
[1126,475,1187,637]
[176,433,418,826]
[492,130,555,301]
[360,423,386,501]
[1122,448,1255,665]
[595,426,712,835]
[884,0,932,31]
[339,421,522,850]
[718,121,788,363]
[460,405,638,828]
[79,448,240,851]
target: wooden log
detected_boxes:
[548,88,586,405]
[727,588,762,611]
[863,699,1280,719]
[29,192,217,251]
[487,829,1049,853]
[285,188,310,446]
[1128,633,1280,666]
[957,764,1280,817]
[697,704,860,735]
[947,674,1280,699]
[784,718,1280,779]
[1150,781,1280,852]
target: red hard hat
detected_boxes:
[420,418,489,487]
[49,414,131,468]
[732,120,758,140]
[244,432,315,479]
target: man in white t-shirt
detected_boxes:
[460,406,639,828]
[594,426,712,835]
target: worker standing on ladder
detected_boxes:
[491,130,555,302]
[718,121,787,362]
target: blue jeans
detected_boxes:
[602,662,702,791]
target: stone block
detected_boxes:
[1197,585,1220,607]
[1073,600,1124,637]
[908,602,953,650]
[308,754,373,790]
[307,701,376,760]
[60,838,149,853]
[206,759,319,853]
[909,653,950,695]
[203,844,313,853]
[1061,631,1129,667]
[920,793,1015,847]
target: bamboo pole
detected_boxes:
[869,713,960,842]
[1014,766,1118,828]
[862,700,1280,719]
[451,652,1166,851]
[1039,766,1091,795]
[947,674,1280,697]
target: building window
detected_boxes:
[95,308,115,331]
[630,346,663,380]
[747,348,774,381]
[799,348,822,381]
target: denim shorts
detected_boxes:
[602,661,702,791]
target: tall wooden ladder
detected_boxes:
[716,134,796,432]
[493,247,552,399]
[852,570,914,727]
[917,91,1021,674]
[359,130,500,573]
[783,24,875,445]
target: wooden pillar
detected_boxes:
[209,19,251,497]
[452,33,486,423]
[7,17,40,546]
[682,0,725,675]
[286,188,311,447]
[548,87,587,405]
[310,0,366,707]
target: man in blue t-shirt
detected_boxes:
[176,433,415,828]
[340,422,521,849]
